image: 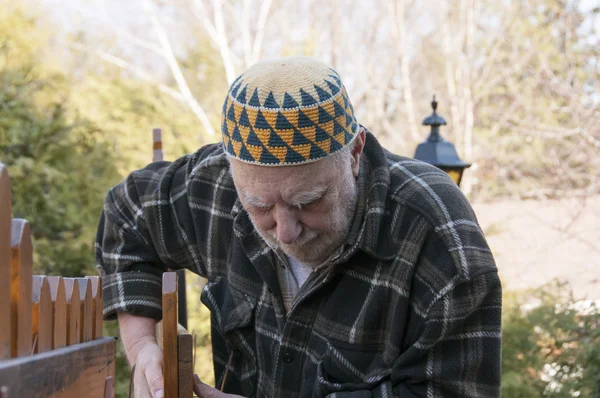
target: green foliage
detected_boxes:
[0,8,120,276]
[69,76,203,175]
[502,281,600,397]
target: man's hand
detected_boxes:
[133,342,165,398]
[193,375,245,398]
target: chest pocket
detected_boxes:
[201,277,258,396]
[313,339,390,397]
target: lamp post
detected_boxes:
[413,96,471,186]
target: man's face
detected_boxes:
[230,152,358,266]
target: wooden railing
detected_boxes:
[0,163,116,397]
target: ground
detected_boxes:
[473,195,600,300]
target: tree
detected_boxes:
[0,8,120,276]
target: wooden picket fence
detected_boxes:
[0,129,193,397]
[0,163,116,397]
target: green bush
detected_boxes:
[502,280,600,397]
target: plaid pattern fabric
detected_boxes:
[96,130,502,397]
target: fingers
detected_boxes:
[193,374,224,397]
[135,343,165,398]
[144,357,165,398]
[133,365,152,398]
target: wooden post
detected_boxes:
[163,272,178,398]
[87,276,103,339]
[63,278,81,346]
[0,164,11,359]
[10,219,33,357]
[77,278,94,343]
[153,128,163,162]
[46,276,67,349]
[31,276,53,354]
[151,132,188,330]
[178,334,193,398]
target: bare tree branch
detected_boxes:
[211,0,237,84]
[251,0,273,65]
[389,0,419,141]
[70,42,184,102]
[143,0,217,139]
[191,0,219,44]
[241,0,252,67]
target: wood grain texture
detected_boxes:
[10,219,32,357]
[0,337,116,397]
[103,375,114,398]
[46,276,67,349]
[0,164,11,359]
[63,278,81,346]
[162,272,178,398]
[178,333,193,398]
[76,278,94,342]
[31,276,53,354]
[87,276,103,339]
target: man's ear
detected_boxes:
[350,128,366,177]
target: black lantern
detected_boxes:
[413,96,471,186]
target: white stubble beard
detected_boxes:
[251,177,358,266]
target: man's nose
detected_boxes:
[275,206,302,244]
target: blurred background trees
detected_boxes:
[0,0,598,396]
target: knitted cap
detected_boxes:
[221,57,359,166]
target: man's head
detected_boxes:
[222,57,364,265]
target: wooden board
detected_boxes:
[76,278,94,342]
[103,376,114,398]
[46,276,67,349]
[87,276,103,339]
[0,337,116,397]
[10,219,33,357]
[178,333,193,398]
[162,272,178,398]
[63,279,81,346]
[0,164,11,359]
[31,276,53,354]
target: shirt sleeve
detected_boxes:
[95,159,199,321]
[322,269,502,398]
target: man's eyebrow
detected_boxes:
[242,192,270,208]
[289,186,328,206]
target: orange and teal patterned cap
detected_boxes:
[221,57,359,166]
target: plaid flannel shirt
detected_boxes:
[96,131,502,397]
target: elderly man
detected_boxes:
[96,57,502,398]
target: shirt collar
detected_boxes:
[334,129,397,263]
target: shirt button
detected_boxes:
[283,351,294,364]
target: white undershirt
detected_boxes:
[287,256,314,289]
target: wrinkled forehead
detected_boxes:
[229,156,338,196]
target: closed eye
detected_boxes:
[291,187,328,210]
[296,198,320,210]
[253,205,273,215]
